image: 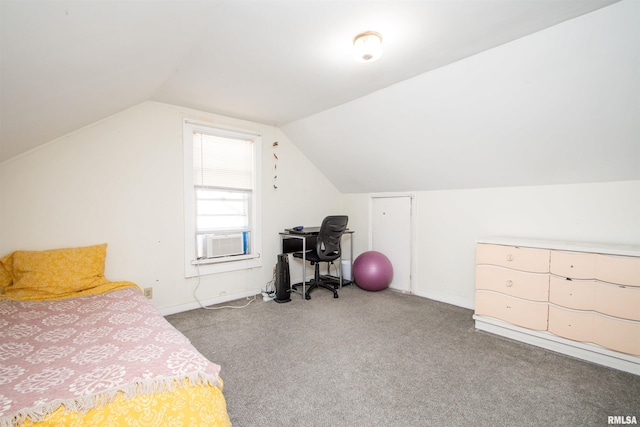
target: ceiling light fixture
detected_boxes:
[353,31,383,63]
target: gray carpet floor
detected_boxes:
[166,285,639,427]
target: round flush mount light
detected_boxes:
[353,31,383,63]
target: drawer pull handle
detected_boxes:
[506,280,513,287]
[506,254,514,261]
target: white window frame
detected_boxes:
[183,120,262,277]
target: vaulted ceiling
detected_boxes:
[1,0,637,192]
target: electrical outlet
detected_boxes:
[143,287,153,299]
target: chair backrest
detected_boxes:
[316,215,348,261]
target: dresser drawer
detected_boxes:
[548,306,593,343]
[475,291,548,330]
[596,254,640,287]
[593,283,640,321]
[476,265,549,301]
[550,277,640,321]
[593,315,640,356]
[549,276,595,310]
[476,244,550,273]
[550,251,596,279]
[549,306,640,355]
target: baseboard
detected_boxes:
[412,289,474,310]
[474,315,640,376]
[159,288,262,316]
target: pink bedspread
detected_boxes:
[0,287,221,427]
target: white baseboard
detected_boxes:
[474,315,640,376]
[159,288,262,316]
[412,289,474,310]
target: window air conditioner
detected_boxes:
[197,234,245,259]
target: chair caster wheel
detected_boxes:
[305,294,311,300]
[333,293,339,298]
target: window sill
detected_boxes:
[186,253,261,277]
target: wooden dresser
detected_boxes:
[474,238,640,375]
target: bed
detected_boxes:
[0,244,231,427]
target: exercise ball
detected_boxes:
[353,251,393,291]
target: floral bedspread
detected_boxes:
[0,287,221,427]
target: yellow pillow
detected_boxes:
[0,256,12,292]
[0,243,110,299]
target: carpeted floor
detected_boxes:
[166,285,639,427]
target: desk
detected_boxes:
[280,228,354,299]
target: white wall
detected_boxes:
[0,101,342,313]
[2,110,637,315]
[343,180,640,308]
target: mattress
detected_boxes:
[0,287,231,427]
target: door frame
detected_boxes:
[368,192,417,293]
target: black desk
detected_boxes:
[279,228,354,299]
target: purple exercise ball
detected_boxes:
[353,251,393,291]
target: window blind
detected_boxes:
[192,132,253,191]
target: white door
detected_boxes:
[371,196,412,292]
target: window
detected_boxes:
[184,121,261,276]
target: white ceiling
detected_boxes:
[282,0,639,193]
[0,0,622,165]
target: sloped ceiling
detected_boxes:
[282,0,640,193]
[1,0,636,193]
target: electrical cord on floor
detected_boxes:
[193,260,257,310]
[261,267,277,301]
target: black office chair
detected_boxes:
[293,215,348,300]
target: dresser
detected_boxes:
[474,238,640,375]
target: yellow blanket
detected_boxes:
[20,380,231,427]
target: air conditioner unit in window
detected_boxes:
[197,233,245,259]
